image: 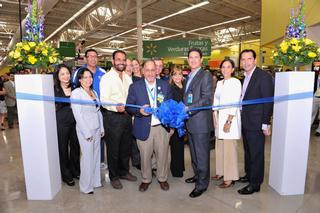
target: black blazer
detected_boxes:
[183,69,213,134]
[241,67,274,131]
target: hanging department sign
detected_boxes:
[143,39,211,58]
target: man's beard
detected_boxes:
[115,64,126,72]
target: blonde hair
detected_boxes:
[169,64,183,85]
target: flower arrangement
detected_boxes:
[272,0,320,69]
[9,0,59,69]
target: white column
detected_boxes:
[269,71,314,195]
[16,74,61,200]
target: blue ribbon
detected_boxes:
[16,91,314,112]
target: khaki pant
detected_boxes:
[215,139,239,181]
[137,125,170,183]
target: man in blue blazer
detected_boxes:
[126,60,173,192]
[238,49,274,195]
[183,48,213,198]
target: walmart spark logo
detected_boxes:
[146,42,157,56]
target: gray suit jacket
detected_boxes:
[71,87,104,139]
[184,69,213,134]
[3,81,16,107]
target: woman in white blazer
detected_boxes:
[71,68,104,194]
[212,59,241,188]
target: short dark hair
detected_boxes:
[220,58,235,69]
[53,64,72,90]
[85,49,98,57]
[240,49,256,59]
[112,50,126,60]
[74,67,93,89]
[142,60,156,68]
[188,48,203,58]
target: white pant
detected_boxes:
[311,97,320,133]
[77,127,101,193]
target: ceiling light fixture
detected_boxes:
[87,1,209,48]
[45,0,98,41]
[155,16,251,41]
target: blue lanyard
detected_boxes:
[146,84,156,108]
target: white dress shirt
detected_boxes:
[145,80,161,126]
[100,67,132,112]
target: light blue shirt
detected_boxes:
[185,67,201,92]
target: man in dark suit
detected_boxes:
[126,60,173,192]
[184,48,213,198]
[238,49,274,195]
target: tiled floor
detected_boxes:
[1,126,319,213]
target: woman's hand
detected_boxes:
[223,123,231,133]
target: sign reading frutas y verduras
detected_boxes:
[143,39,211,58]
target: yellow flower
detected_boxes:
[13,50,21,59]
[22,44,31,51]
[317,48,320,53]
[42,49,48,56]
[49,56,57,63]
[280,41,289,53]
[35,46,40,53]
[28,55,37,64]
[16,42,23,47]
[292,45,302,52]
[273,52,278,57]
[290,38,299,45]
[308,52,317,58]
[9,51,14,58]
[304,38,313,45]
[28,42,36,47]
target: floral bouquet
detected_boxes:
[9,0,59,70]
[272,0,320,69]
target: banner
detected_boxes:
[143,39,211,58]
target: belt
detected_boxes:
[151,124,161,127]
[105,110,128,115]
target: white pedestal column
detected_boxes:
[269,72,314,195]
[16,74,61,200]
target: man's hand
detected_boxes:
[116,105,125,112]
[140,104,150,116]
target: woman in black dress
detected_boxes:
[169,65,185,177]
[54,64,80,186]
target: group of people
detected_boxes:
[53,47,275,198]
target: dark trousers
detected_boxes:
[104,111,132,181]
[242,129,265,187]
[170,130,185,177]
[57,123,80,182]
[7,105,17,127]
[131,137,141,166]
[100,136,106,163]
[188,132,210,190]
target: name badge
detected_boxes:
[187,93,193,104]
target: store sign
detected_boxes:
[58,41,75,57]
[143,39,211,58]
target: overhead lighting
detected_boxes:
[45,0,98,41]
[88,1,209,48]
[161,28,165,34]
[142,28,158,35]
[155,16,251,40]
[110,40,124,44]
[0,21,6,27]
[0,3,2,8]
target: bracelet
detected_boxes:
[225,120,232,124]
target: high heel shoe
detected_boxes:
[219,181,235,188]
[211,175,223,181]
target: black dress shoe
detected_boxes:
[64,180,75,186]
[87,191,94,194]
[238,185,260,195]
[185,176,197,183]
[189,188,206,198]
[238,176,249,183]
[315,132,320,137]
